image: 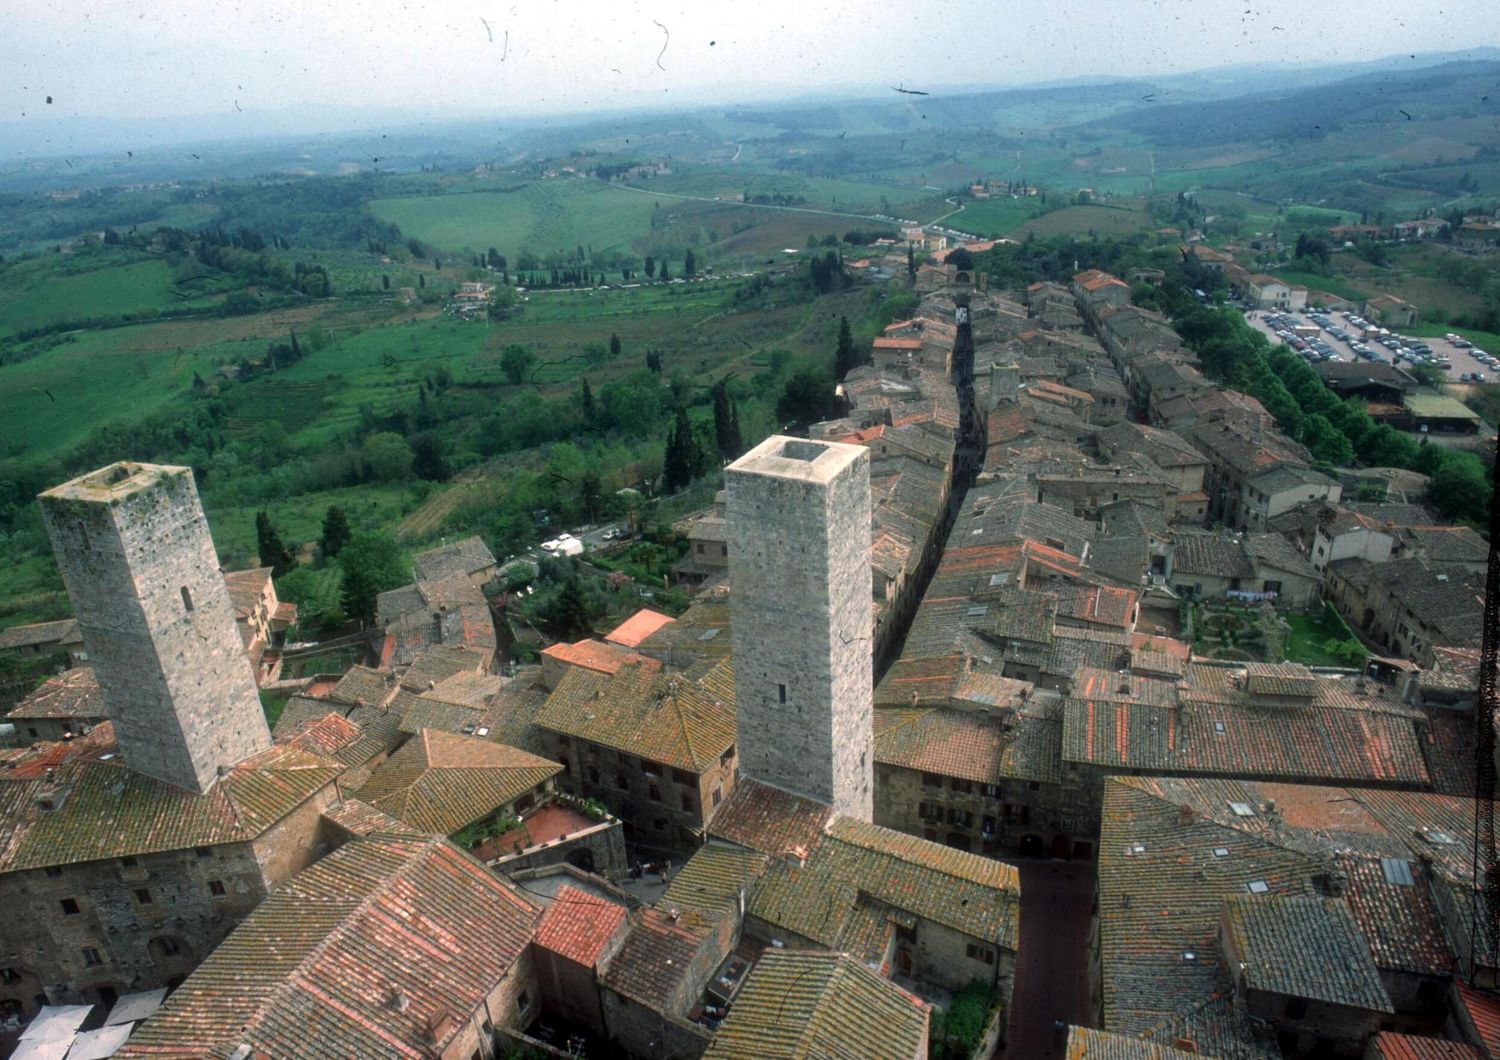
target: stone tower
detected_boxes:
[726,435,873,820]
[39,462,271,793]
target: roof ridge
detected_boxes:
[221,833,446,1048]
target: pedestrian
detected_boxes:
[657,866,668,884]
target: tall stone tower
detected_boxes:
[39,462,271,793]
[726,436,873,821]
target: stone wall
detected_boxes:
[726,437,874,820]
[39,464,270,793]
[491,817,629,884]
[875,763,1101,862]
[0,840,271,1015]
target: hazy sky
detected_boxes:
[1,0,1492,122]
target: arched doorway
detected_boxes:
[566,847,596,874]
[1050,835,1071,860]
[1072,840,1095,861]
[1018,834,1044,858]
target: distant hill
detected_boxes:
[1081,60,1500,146]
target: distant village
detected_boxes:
[0,229,1495,1060]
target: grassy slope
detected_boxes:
[368,181,660,256]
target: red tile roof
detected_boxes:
[116,834,539,1059]
[1457,982,1500,1057]
[604,609,676,649]
[709,777,833,858]
[1368,1033,1484,1059]
[534,884,628,967]
[540,638,655,675]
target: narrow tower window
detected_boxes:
[180,586,194,612]
[777,683,787,704]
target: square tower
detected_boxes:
[726,436,873,820]
[39,462,271,793]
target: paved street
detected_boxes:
[998,859,1096,1060]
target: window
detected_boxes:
[647,782,662,802]
[615,772,630,792]
[919,802,942,821]
[777,683,787,704]
[966,943,995,965]
[720,747,735,767]
[180,586,194,612]
[1028,781,1040,792]
[672,768,694,785]
[82,948,103,968]
[1061,787,1078,809]
[119,856,137,867]
[194,846,213,858]
[1284,997,1308,1020]
[947,807,973,829]
[45,866,62,878]
[587,765,600,784]
[134,888,153,905]
[679,793,693,812]
[60,898,80,915]
[155,937,182,956]
[921,772,943,789]
[981,783,1001,799]
[950,778,973,794]
[208,880,226,897]
[517,989,532,1014]
[0,968,20,984]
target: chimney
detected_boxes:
[390,988,410,1012]
[1178,804,1196,826]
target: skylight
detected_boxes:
[1247,880,1269,894]
[1213,847,1229,857]
[1381,858,1414,886]
[1229,801,1256,817]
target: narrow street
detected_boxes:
[998,860,1096,1059]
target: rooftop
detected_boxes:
[726,434,868,486]
[535,658,735,772]
[6,666,102,721]
[604,608,676,649]
[355,729,560,835]
[115,834,538,1059]
[704,950,929,1060]
[534,883,628,967]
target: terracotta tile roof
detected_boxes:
[222,567,271,617]
[115,833,538,1060]
[330,665,399,708]
[708,778,834,857]
[875,708,1005,785]
[320,797,419,838]
[411,535,496,582]
[355,729,560,835]
[601,906,714,1010]
[748,816,1020,950]
[535,658,734,772]
[660,844,770,921]
[534,883,628,967]
[704,950,929,1060]
[0,723,342,871]
[1065,1028,1205,1059]
[0,618,80,651]
[1223,894,1392,1011]
[1367,1033,1484,1059]
[396,697,484,737]
[1242,662,1317,699]
[399,644,490,692]
[277,712,364,759]
[540,637,652,675]
[604,608,676,648]
[6,666,102,721]
[1456,982,1500,1057]
[1098,776,1485,1051]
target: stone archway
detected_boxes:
[1018,834,1045,858]
[566,847,596,874]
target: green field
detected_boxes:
[0,256,205,337]
[1283,606,1366,668]
[1011,202,1151,239]
[368,181,660,256]
[949,197,1042,238]
[1272,270,1370,302]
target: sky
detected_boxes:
[0,0,1492,125]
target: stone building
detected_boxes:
[5,666,105,746]
[38,463,272,793]
[726,436,873,821]
[114,833,541,1059]
[0,724,342,1020]
[0,462,344,1021]
[222,567,296,685]
[534,658,737,850]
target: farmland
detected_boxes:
[1010,202,1153,240]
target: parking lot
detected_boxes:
[1244,308,1495,381]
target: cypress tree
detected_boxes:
[833,315,858,378]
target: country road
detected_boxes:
[611,180,899,226]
